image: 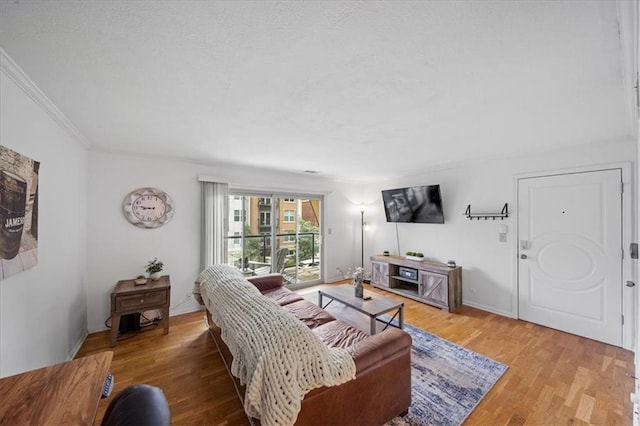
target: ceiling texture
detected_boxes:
[0,1,637,182]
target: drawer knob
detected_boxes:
[140,299,144,303]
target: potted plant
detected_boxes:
[405,251,424,262]
[145,258,164,280]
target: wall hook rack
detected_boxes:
[464,203,509,220]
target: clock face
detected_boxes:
[123,188,174,228]
[132,194,166,222]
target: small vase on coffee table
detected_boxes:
[354,281,364,298]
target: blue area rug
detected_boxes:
[386,323,508,426]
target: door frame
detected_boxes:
[513,162,635,350]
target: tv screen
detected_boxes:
[381,185,444,224]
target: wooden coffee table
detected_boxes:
[318,284,404,335]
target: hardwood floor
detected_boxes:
[77,283,635,425]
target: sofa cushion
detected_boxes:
[281,299,335,329]
[262,286,304,306]
[246,273,285,292]
[312,320,370,349]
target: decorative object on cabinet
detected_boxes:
[370,254,462,312]
[464,203,509,220]
[122,187,174,228]
[145,257,163,280]
[0,146,40,279]
[134,275,147,285]
[405,251,424,261]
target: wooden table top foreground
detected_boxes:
[0,351,113,425]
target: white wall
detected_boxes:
[323,181,365,282]
[86,151,347,331]
[0,62,88,377]
[363,141,636,318]
[88,141,635,333]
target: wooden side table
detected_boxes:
[0,351,112,425]
[110,275,171,347]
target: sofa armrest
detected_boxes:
[297,327,412,425]
[350,328,412,373]
[246,273,285,292]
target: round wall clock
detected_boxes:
[122,187,174,229]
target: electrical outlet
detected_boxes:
[499,233,507,242]
[185,292,192,302]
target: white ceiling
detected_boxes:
[0,1,636,182]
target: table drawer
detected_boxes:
[116,291,166,312]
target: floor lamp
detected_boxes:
[360,204,365,268]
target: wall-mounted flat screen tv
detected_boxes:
[381,184,444,224]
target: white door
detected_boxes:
[518,169,622,346]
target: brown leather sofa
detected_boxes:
[200,273,412,426]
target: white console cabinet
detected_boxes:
[370,254,462,312]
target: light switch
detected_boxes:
[499,224,508,233]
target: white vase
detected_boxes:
[150,271,161,281]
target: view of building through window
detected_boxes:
[226,195,321,285]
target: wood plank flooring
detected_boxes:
[77,283,635,425]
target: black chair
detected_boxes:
[101,384,171,426]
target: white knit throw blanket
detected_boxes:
[199,265,356,426]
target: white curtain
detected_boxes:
[201,181,229,270]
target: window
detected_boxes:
[260,211,271,226]
[233,209,245,222]
[221,193,322,285]
[284,210,295,223]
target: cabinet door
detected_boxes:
[371,261,389,288]
[418,271,448,309]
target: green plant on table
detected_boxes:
[145,258,164,274]
[406,251,424,258]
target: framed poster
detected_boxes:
[0,146,39,279]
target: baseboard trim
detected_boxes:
[170,304,202,317]
[463,301,514,319]
[67,329,89,361]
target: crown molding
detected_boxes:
[0,47,90,148]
